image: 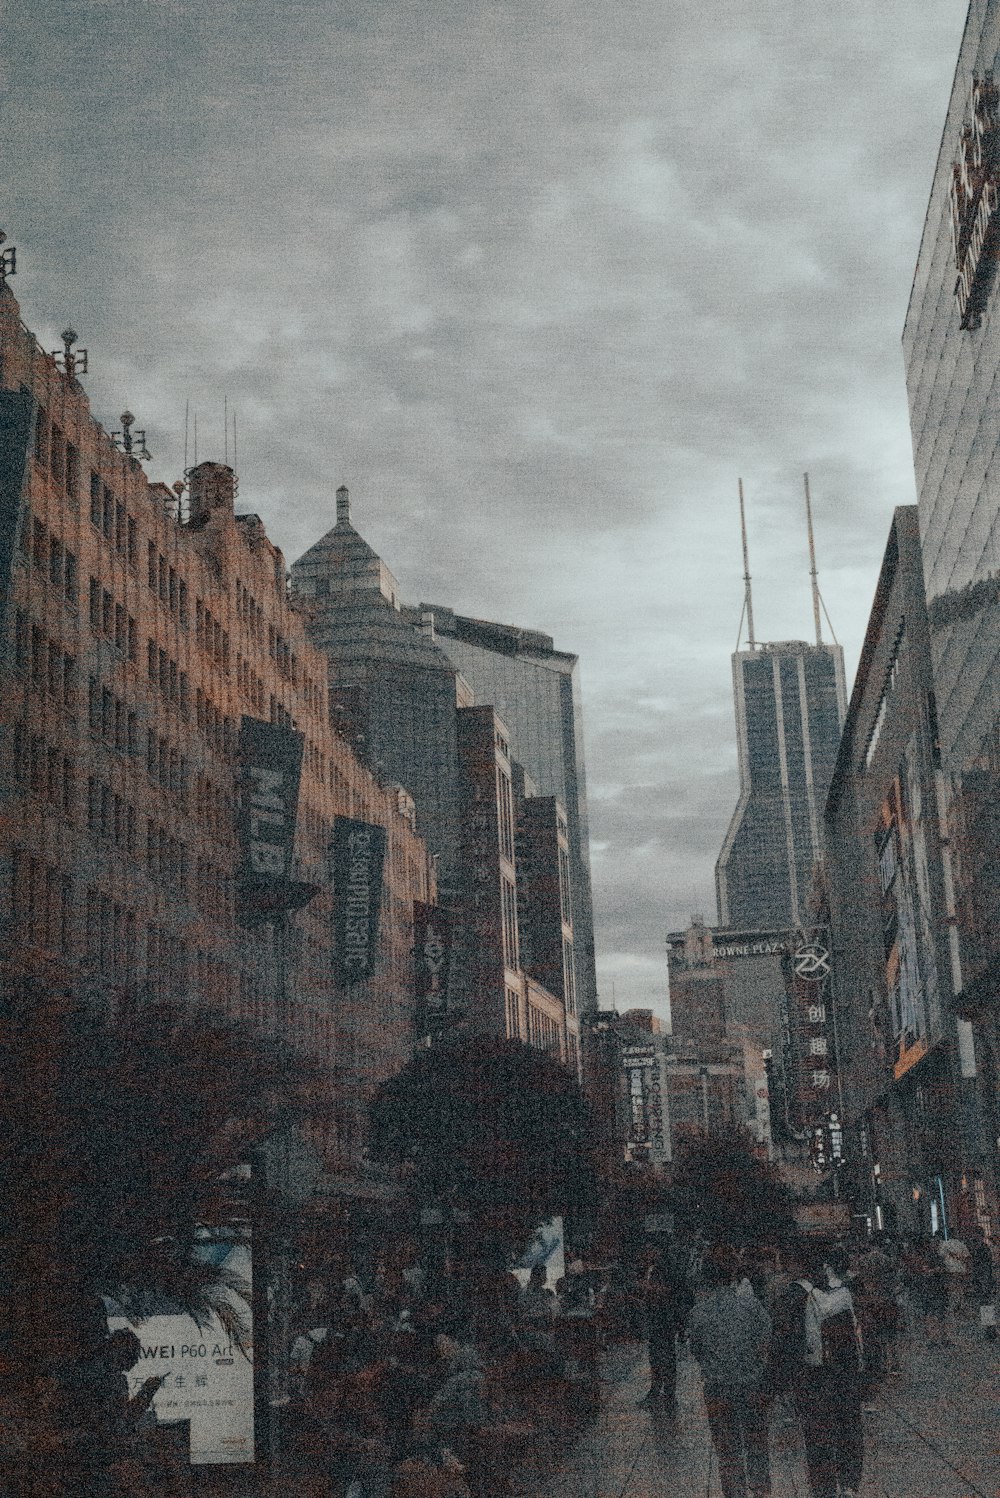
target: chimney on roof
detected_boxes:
[336,484,350,525]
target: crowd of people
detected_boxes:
[278,1242,620,1498]
[42,1222,997,1497]
[640,1225,998,1498]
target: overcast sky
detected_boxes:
[5,0,969,1017]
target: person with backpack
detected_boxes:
[765,1240,864,1498]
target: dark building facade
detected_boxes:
[716,640,847,930]
[824,507,976,1235]
[0,282,436,1175]
[902,2,1000,1222]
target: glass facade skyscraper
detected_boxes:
[716,640,847,930]
[405,603,598,1016]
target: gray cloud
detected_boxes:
[6,0,970,1012]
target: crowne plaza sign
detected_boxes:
[950,74,1000,331]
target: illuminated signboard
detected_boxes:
[785,936,837,1129]
[950,74,1000,330]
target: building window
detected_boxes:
[34,409,49,468]
[65,441,79,499]
[127,515,137,566]
[89,472,101,526]
[102,486,114,540]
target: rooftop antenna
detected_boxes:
[193,412,198,467]
[738,478,757,651]
[224,395,229,465]
[232,409,237,477]
[183,399,189,474]
[804,472,823,646]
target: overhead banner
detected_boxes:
[333,817,386,985]
[414,901,453,1035]
[237,718,306,923]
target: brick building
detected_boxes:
[0,280,435,1173]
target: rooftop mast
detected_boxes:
[738,478,756,651]
[804,472,822,645]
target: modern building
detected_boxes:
[715,637,847,930]
[903,4,1000,1203]
[403,602,598,1018]
[666,917,789,1057]
[290,492,590,1068]
[824,507,971,1236]
[0,276,436,1176]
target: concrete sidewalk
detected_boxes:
[514,1322,1000,1498]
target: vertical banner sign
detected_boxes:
[414,902,453,1035]
[333,817,386,985]
[785,936,837,1131]
[237,718,304,920]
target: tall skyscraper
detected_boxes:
[715,485,847,930]
[403,602,598,1016]
[290,490,589,1064]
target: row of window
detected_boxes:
[34,408,79,501]
[147,820,188,891]
[196,597,230,669]
[88,675,138,754]
[91,474,138,566]
[147,541,188,623]
[195,775,234,838]
[14,611,77,705]
[13,849,73,954]
[196,856,233,922]
[147,638,188,712]
[236,653,266,715]
[21,510,78,602]
[89,577,138,660]
[527,1004,563,1057]
[146,731,189,803]
[87,777,136,851]
[12,725,75,814]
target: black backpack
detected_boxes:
[815,1300,864,1380]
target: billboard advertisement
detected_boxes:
[332,816,387,985]
[107,1237,252,1465]
[236,718,305,923]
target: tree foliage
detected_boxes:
[666,1127,796,1250]
[370,1034,596,1257]
[2,988,320,1359]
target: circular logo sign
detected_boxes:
[793,943,830,979]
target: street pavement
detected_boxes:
[513,1320,1000,1498]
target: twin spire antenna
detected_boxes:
[736,474,838,651]
[738,478,756,651]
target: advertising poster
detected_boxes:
[107,1240,253,1466]
[236,717,305,922]
[414,901,453,1035]
[332,816,387,985]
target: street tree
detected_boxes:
[370,1033,596,1263]
[666,1126,796,1250]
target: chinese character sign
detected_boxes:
[332,816,387,986]
[785,938,837,1129]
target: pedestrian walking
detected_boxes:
[686,1245,772,1498]
[638,1239,692,1408]
[935,1230,970,1324]
[968,1225,997,1340]
[911,1234,949,1345]
[765,1241,864,1498]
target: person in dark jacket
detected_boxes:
[767,1241,863,1498]
[968,1225,997,1340]
[687,1245,772,1498]
[638,1240,692,1408]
